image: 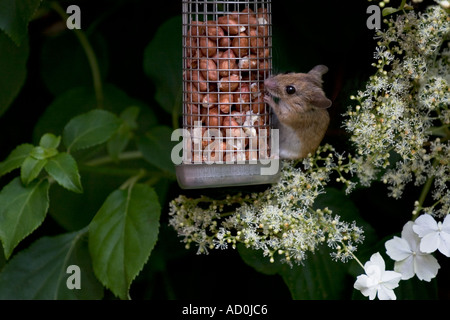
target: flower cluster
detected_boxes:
[169,1,449,300]
[169,145,365,266]
[344,4,450,217]
[355,214,449,300]
[350,2,450,300]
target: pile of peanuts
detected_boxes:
[183,7,271,163]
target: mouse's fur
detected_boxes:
[264,65,332,159]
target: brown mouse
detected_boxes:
[264,65,332,159]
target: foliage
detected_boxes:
[0,0,447,300]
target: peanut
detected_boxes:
[199,37,217,58]
[184,9,271,164]
[186,69,208,92]
[239,54,258,70]
[218,50,239,77]
[199,58,218,82]
[217,16,244,35]
[219,93,233,113]
[201,106,222,127]
[185,83,203,104]
[231,32,250,57]
[201,21,225,40]
[185,104,201,126]
[201,93,219,109]
[218,74,240,92]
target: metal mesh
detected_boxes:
[182,0,272,164]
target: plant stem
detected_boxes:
[119,170,146,190]
[350,250,366,271]
[50,1,104,109]
[413,158,440,220]
[83,151,144,166]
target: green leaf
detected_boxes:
[63,109,122,152]
[0,0,42,46]
[107,106,140,161]
[45,153,82,193]
[0,229,104,299]
[20,156,47,185]
[238,245,348,299]
[280,247,348,300]
[29,146,58,160]
[0,177,49,259]
[137,126,177,176]
[143,16,182,114]
[89,184,161,299]
[0,143,33,178]
[238,244,284,276]
[39,133,61,149]
[382,7,399,16]
[33,84,157,142]
[0,31,28,117]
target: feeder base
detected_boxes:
[176,162,280,189]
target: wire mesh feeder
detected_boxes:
[177,0,280,189]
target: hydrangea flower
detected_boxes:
[385,221,440,281]
[354,252,402,300]
[413,214,450,257]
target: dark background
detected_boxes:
[0,0,448,299]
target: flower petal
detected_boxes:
[354,274,378,299]
[381,270,402,289]
[413,214,438,237]
[401,221,421,252]
[437,231,450,257]
[442,215,450,233]
[377,285,397,300]
[386,236,411,261]
[368,252,386,271]
[420,232,440,253]
[394,256,415,280]
[415,253,440,282]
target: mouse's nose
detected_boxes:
[264,77,276,91]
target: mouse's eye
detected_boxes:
[285,85,296,95]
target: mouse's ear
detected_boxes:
[309,91,332,109]
[308,65,329,79]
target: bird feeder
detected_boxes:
[177,0,279,189]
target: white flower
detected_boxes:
[413,214,450,257]
[354,252,402,300]
[385,221,440,281]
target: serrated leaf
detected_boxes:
[0,0,42,46]
[0,177,49,259]
[30,146,58,160]
[89,184,161,299]
[45,153,82,193]
[0,31,28,117]
[0,229,104,299]
[63,109,122,152]
[20,156,47,185]
[0,143,33,178]
[39,133,61,149]
[143,16,182,114]
[137,126,176,176]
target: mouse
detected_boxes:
[263,65,332,160]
